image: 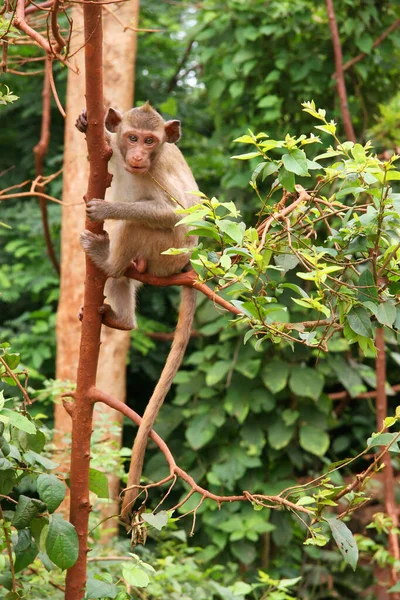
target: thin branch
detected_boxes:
[50,0,66,53]
[375,327,400,591]
[0,191,82,205]
[342,19,400,73]
[0,356,32,407]
[33,56,60,275]
[12,0,77,71]
[102,4,162,33]
[167,39,194,92]
[46,56,66,117]
[325,0,356,142]
[0,506,16,592]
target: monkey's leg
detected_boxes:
[102,277,142,331]
[80,230,111,272]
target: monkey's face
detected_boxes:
[122,129,161,174]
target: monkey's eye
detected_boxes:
[144,137,155,145]
[128,135,137,143]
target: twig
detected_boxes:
[102,4,162,33]
[13,0,77,72]
[167,39,194,92]
[375,327,400,590]
[33,56,60,275]
[0,191,82,205]
[325,0,356,142]
[0,505,16,592]
[0,356,32,407]
[342,19,400,73]
[0,39,8,73]
[46,56,66,117]
[50,0,66,53]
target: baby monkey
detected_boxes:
[78,103,198,512]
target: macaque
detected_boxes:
[77,103,198,513]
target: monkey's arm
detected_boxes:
[86,199,179,229]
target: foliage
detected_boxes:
[0,343,79,595]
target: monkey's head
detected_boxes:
[105,102,181,175]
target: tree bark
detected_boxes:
[55,1,139,526]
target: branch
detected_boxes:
[375,328,400,591]
[50,0,66,53]
[0,506,16,593]
[64,0,110,595]
[33,56,60,275]
[90,388,315,511]
[167,39,194,93]
[124,266,243,316]
[13,0,77,71]
[325,0,356,142]
[342,19,400,73]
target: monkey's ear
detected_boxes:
[105,108,123,133]
[164,120,181,144]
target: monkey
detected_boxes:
[77,102,198,516]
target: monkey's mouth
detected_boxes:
[125,165,148,175]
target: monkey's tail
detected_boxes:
[122,286,196,518]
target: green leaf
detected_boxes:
[375,302,397,327]
[289,367,324,400]
[330,357,365,398]
[206,360,231,386]
[89,468,109,499]
[299,425,330,457]
[224,386,250,423]
[14,530,38,573]
[327,518,358,571]
[367,433,400,452]
[24,450,58,470]
[122,566,150,588]
[347,307,373,338]
[86,576,119,599]
[186,414,216,449]
[261,161,280,179]
[46,514,79,570]
[261,360,289,394]
[233,134,256,144]
[235,358,261,379]
[142,510,169,531]
[358,269,378,304]
[0,470,16,495]
[231,152,261,160]
[1,409,36,434]
[217,220,246,245]
[282,149,309,176]
[13,496,44,529]
[278,167,295,192]
[231,581,253,595]
[267,417,295,450]
[37,474,66,513]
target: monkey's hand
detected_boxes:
[75,109,88,133]
[86,199,114,222]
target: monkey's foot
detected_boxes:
[75,109,87,133]
[102,305,137,331]
[80,230,110,264]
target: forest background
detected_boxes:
[1,0,400,599]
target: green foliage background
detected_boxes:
[1,1,400,598]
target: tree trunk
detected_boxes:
[55,2,139,525]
